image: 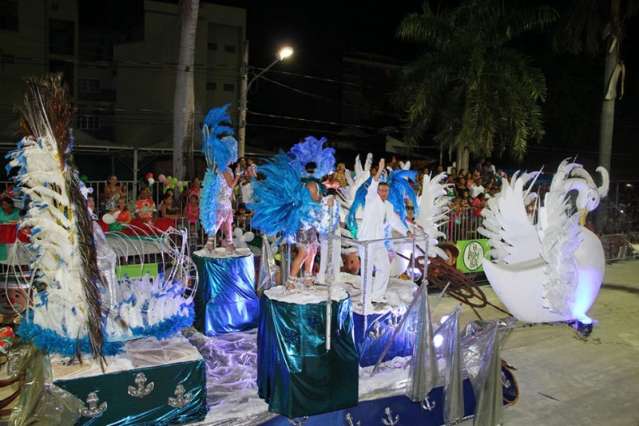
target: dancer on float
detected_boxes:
[249,136,335,290]
[357,158,416,304]
[200,105,241,252]
[286,161,323,288]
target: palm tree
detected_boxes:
[554,0,638,230]
[173,0,200,180]
[396,0,557,170]
[555,0,639,176]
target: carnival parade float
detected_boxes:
[1,87,517,425]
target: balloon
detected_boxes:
[145,172,154,180]
[243,231,255,242]
[102,213,115,224]
[158,174,167,184]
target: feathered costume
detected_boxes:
[200,104,238,243]
[8,76,110,359]
[250,136,335,241]
[289,136,335,180]
[8,76,195,359]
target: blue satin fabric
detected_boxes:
[54,360,207,425]
[353,309,416,367]
[259,380,478,426]
[193,253,259,336]
[257,295,359,418]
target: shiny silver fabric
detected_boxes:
[441,306,464,424]
[257,237,276,291]
[406,283,438,402]
[461,318,515,426]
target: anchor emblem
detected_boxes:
[388,311,401,328]
[421,395,436,411]
[287,416,309,425]
[382,407,400,426]
[368,321,384,340]
[168,384,193,408]
[79,392,107,418]
[128,372,154,398]
[345,412,361,426]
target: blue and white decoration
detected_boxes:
[200,104,238,235]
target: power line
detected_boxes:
[251,66,362,87]
[256,75,340,103]
[248,110,381,131]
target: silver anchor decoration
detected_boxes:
[382,407,400,426]
[368,321,383,340]
[287,416,309,426]
[79,392,107,418]
[128,372,154,398]
[388,311,401,328]
[421,395,436,411]
[345,412,361,426]
[168,384,193,408]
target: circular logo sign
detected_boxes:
[462,240,485,271]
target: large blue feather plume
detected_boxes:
[289,136,335,179]
[199,169,220,235]
[202,104,238,170]
[386,169,418,224]
[346,177,372,239]
[249,153,320,239]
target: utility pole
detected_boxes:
[238,40,249,158]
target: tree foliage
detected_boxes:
[396,0,558,160]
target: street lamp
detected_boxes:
[238,43,294,157]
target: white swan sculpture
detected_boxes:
[479,160,609,323]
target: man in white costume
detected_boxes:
[358,159,409,304]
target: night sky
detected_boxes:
[80,0,639,176]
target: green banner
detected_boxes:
[116,263,159,279]
[455,239,490,273]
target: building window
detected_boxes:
[206,82,216,91]
[77,115,102,131]
[49,19,74,55]
[207,42,217,51]
[224,45,236,53]
[223,83,234,92]
[0,0,18,31]
[79,78,100,94]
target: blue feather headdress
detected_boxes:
[249,152,321,239]
[202,104,238,171]
[289,136,335,179]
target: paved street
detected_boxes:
[445,260,639,426]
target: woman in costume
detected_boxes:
[250,136,335,289]
[287,162,323,288]
[200,105,241,251]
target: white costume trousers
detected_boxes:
[362,242,390,303]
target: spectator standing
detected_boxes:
[135,187,156,223]
[104,175,126,211]
[0,198,19,224]
[110,197,132,224]
[159,193,180,219]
